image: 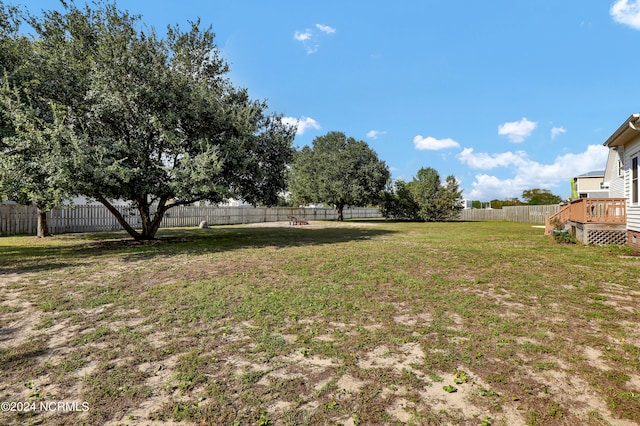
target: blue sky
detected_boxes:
[14,0,640,201]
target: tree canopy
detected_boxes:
[288,131,390,221]
[379,179,421,221]
[0,2,73,236]
[380,167,463,221]
[521,188,563,205]
[0,1,295,240]
[470,190,562,209]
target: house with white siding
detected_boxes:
[602,146,625,198]
[603,113,640,251]
[545,115,634,246]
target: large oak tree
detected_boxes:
[288,131,390,221]
[0,1,295,240]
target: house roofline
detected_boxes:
[575,170,605,178]
[604,113,640,147]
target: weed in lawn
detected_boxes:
[479,387,499,397]
[0,337,48,370]
[480,415,494,426]
[533,361,558,371]
[254,332,289,361]
[173,350,216,391]
[38,299,57,312]
[241,369,269,385]
[453,370,467,384]
[547,401,563,418]
[0,305,21,314]
[82,364,152,424]
[74,326,111,345]
[281,407,313,426]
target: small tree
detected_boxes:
[407,167,442,221]
[439,175,464,220]
[380,167,463,222]
[289,131,390,221]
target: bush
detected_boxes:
[552,230,577,244]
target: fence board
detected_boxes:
[0,204,382,236]
[459,205,560,224]
[1,203,559,236]
[0,205,38,236]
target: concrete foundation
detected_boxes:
[568,221,627,246]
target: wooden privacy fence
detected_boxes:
[459,205,560,224]
[0,203,561,236]
[0,204,381,236]
[0,205,38,236]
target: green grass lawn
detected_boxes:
[0,220,639,425]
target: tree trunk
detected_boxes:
[96,195,142,240]
[36,205,51,238]
[139,198,168,240]
[97,195,171,241]
[138,201,153,240]
[335,203,344,221]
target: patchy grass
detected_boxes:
[1,220,639,425]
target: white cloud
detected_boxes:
[465,174,522,200]
[457,148,528,169]
[611,0,640,30]
[460,144,609,200]
[367,130,387,139]
[498,117,537,143]
[294,30,312,41]
[294,24,335,54]
[294,29,318,54]
[413,135,460,150]
[282,116,321,135]
[551,126,566,139]
[315,24,336,34]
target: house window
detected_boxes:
[633,156,639,204]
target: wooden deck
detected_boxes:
[545,198,626,235]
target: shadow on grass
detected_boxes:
[0,223,397,274]
[0,340,48,369]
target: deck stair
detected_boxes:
[545,203,572,235]
[545,198,627,245]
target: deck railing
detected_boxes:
[545,198,626,234]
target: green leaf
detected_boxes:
[443,384,457,393]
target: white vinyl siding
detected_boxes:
[633,156,638,204]
[624,137,640,232]
[610,174,625,198]
[603,147,625,197]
